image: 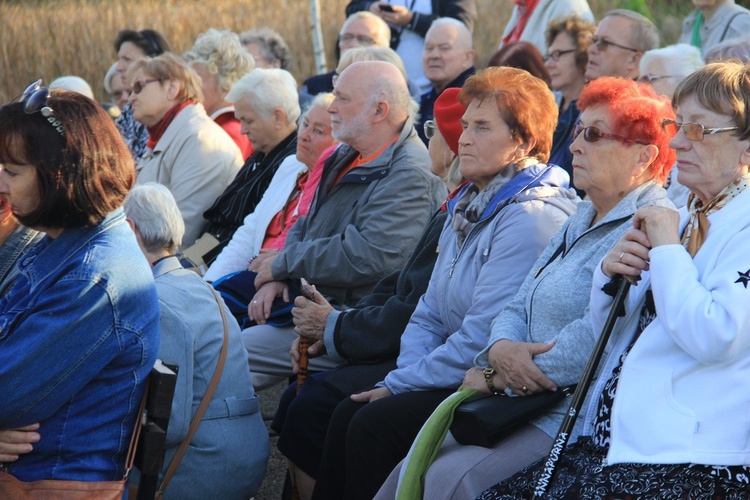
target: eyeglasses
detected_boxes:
[339,33,375,46]
[19,79,64,136]
[130,78,161,95]
[543,49,576,62]
[423,120,436,140]
[572,124,648,145]
[638,74,681,84]
[589,35,639,53]
[661,119,738,141]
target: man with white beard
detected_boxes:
[242,60,446,390]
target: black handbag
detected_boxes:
[450,386,576,448]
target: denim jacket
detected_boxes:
[0,223,42,298]
[0,209,160,481]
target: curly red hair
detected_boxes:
[578,77,676,184]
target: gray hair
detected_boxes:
[239,27,292,70]
[342,11,391,47]
[103,62,119,95]
[425,17,474,50]
[124,183,185,254]
[705,37,750,63]
[604,9,659,53]
[640,44,704,77]
[226,68,301,125]
[183,29,255,94]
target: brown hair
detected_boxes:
[545,15,596,74]
[673,61,750,142]
[459,66,558,163]
[0,90,135,228]
[488,42,551,87]
[578,77,676,184]
[129,52,204,103]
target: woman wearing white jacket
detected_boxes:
[203,93,336,283]
[479,61,750,499]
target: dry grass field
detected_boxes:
[0,0,692,103]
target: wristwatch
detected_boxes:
[483,367,497,393]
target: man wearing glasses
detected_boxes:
[585,9,659,82]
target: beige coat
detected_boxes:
[136,103,243,246]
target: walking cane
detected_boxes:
[296,278,316,394]
[532,276,633,498]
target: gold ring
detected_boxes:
[522,386,528,393]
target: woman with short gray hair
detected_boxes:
[124,183,270,499]
[184,29,255,159]
[240,27,292,70]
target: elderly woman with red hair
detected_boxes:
[311,66,579,500]
[479,59,750,500]
[377,76,677,499]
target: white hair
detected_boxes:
[49,76,94,100]
[640,44,704,77]
[124,183,185,254]
[103,62,119,95]
[226,68,301,125]
[342,11,391,47]
[425,17,473,49]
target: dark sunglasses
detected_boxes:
[130,78,162,95]
[661,119,738,141]
[572,124,648,145]
[20,80,64,136]
[423,120,436,140]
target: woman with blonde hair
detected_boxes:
[128,52,243,246]
[184,29,255,159]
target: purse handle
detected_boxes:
[155,286,229,499]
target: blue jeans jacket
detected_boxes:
[0,209,160,481]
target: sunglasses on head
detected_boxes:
[423,120,436,140]
[19,80,64,136]
[661,119,738,141]
[130,78,162,95]
[572,124,648,145]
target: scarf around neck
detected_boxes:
[146,100,195,149]
[681,172,750,257]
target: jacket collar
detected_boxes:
[151,255,183,279]
[447,163,569,220]
[152,103,203,153]
[19,209,127,289]
[572,181,669,233]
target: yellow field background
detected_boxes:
[0,0,692,103]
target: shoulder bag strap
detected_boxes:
[122,376,150,480]
[155,286,229,498]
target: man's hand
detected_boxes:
[251,249,280,288]
[292,287,333,339]
[290,336,326,374]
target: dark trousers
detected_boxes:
[312,388,455,500]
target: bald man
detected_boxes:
[243,60,446,391]
[417,17,475,145]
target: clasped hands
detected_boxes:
[463,340,557,396]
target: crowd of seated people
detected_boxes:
[1,4,749,498]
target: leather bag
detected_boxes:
[450,386,575,448]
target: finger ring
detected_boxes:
[618,252,625,262]
[504,387,514,397]
[252,300,258,304]
[522,386,528,393]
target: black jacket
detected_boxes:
[345,0,477,36]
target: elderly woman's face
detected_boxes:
[670,95,750,204]
[458,99,526,190]
[296,103,336,169]
[0,161,40,223]
[545,33,583,93]
[128,68,174,127]
[570,104,648,203]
